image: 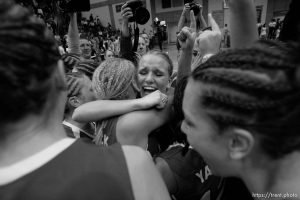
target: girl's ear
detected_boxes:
[227,128,255,160]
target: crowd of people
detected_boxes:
[258,18,283,40]
[1,0,300,200]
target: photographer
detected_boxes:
[176,1,207,51]
[119,1,149,65]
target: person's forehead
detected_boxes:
[140,54,168,69]
[80,39,90,44]
[139,37,145,43]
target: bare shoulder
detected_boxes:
[122,146,171,200]
[122,145,151,165]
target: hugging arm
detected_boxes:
[72,90,166,123]
[116,94,173,149]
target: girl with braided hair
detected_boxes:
[0,1,170,199]
[181,40,300,196]
[73,51,175,153]
[156,77,253,200]
[76,58,172,149]
[91,58,138,146]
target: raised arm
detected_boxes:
[177,11,197,83]
[67,13,80,54]
[119,3,133,55]
[121,3,131,37]
[208,13,221,35]
[177,4,190,33]
[227,0,258,48]
[72,90,166,123]
[198,4,207,29]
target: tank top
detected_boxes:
[95,117,119,146]
[0,139,134,200]
[157,145,223,200]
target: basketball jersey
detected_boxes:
[0,140,134,200]
[157,145,223,200]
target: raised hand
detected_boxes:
[139,90,168,110]
[121,3,133,24]
[194,13,221,56]
[182,3,191,16]
[196,3,203,15]
[177,10,197,51]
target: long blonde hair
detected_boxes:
[92,58,137,145]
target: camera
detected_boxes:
[125,0,150,25]
[189,3,200,16]
[184,0,200,16]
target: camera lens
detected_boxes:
[189,3,200,16]
[135,7,150,25]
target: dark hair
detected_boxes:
[66,72,85,98]
[64,72,85,115]
[191,40,300,159]
[0,0,60,125]
[278,0,300,42]
[119,51,140,67]
[172,76,189,145]
[173,76,188,122]
[142,50,173,77]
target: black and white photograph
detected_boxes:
[0,0,299,199]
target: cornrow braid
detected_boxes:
[191,40,300,159]
[197,68,293,98]
[92,58,136,100]
[66,72,85,97]
[0,0,60,125]
[198,40,297,72]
